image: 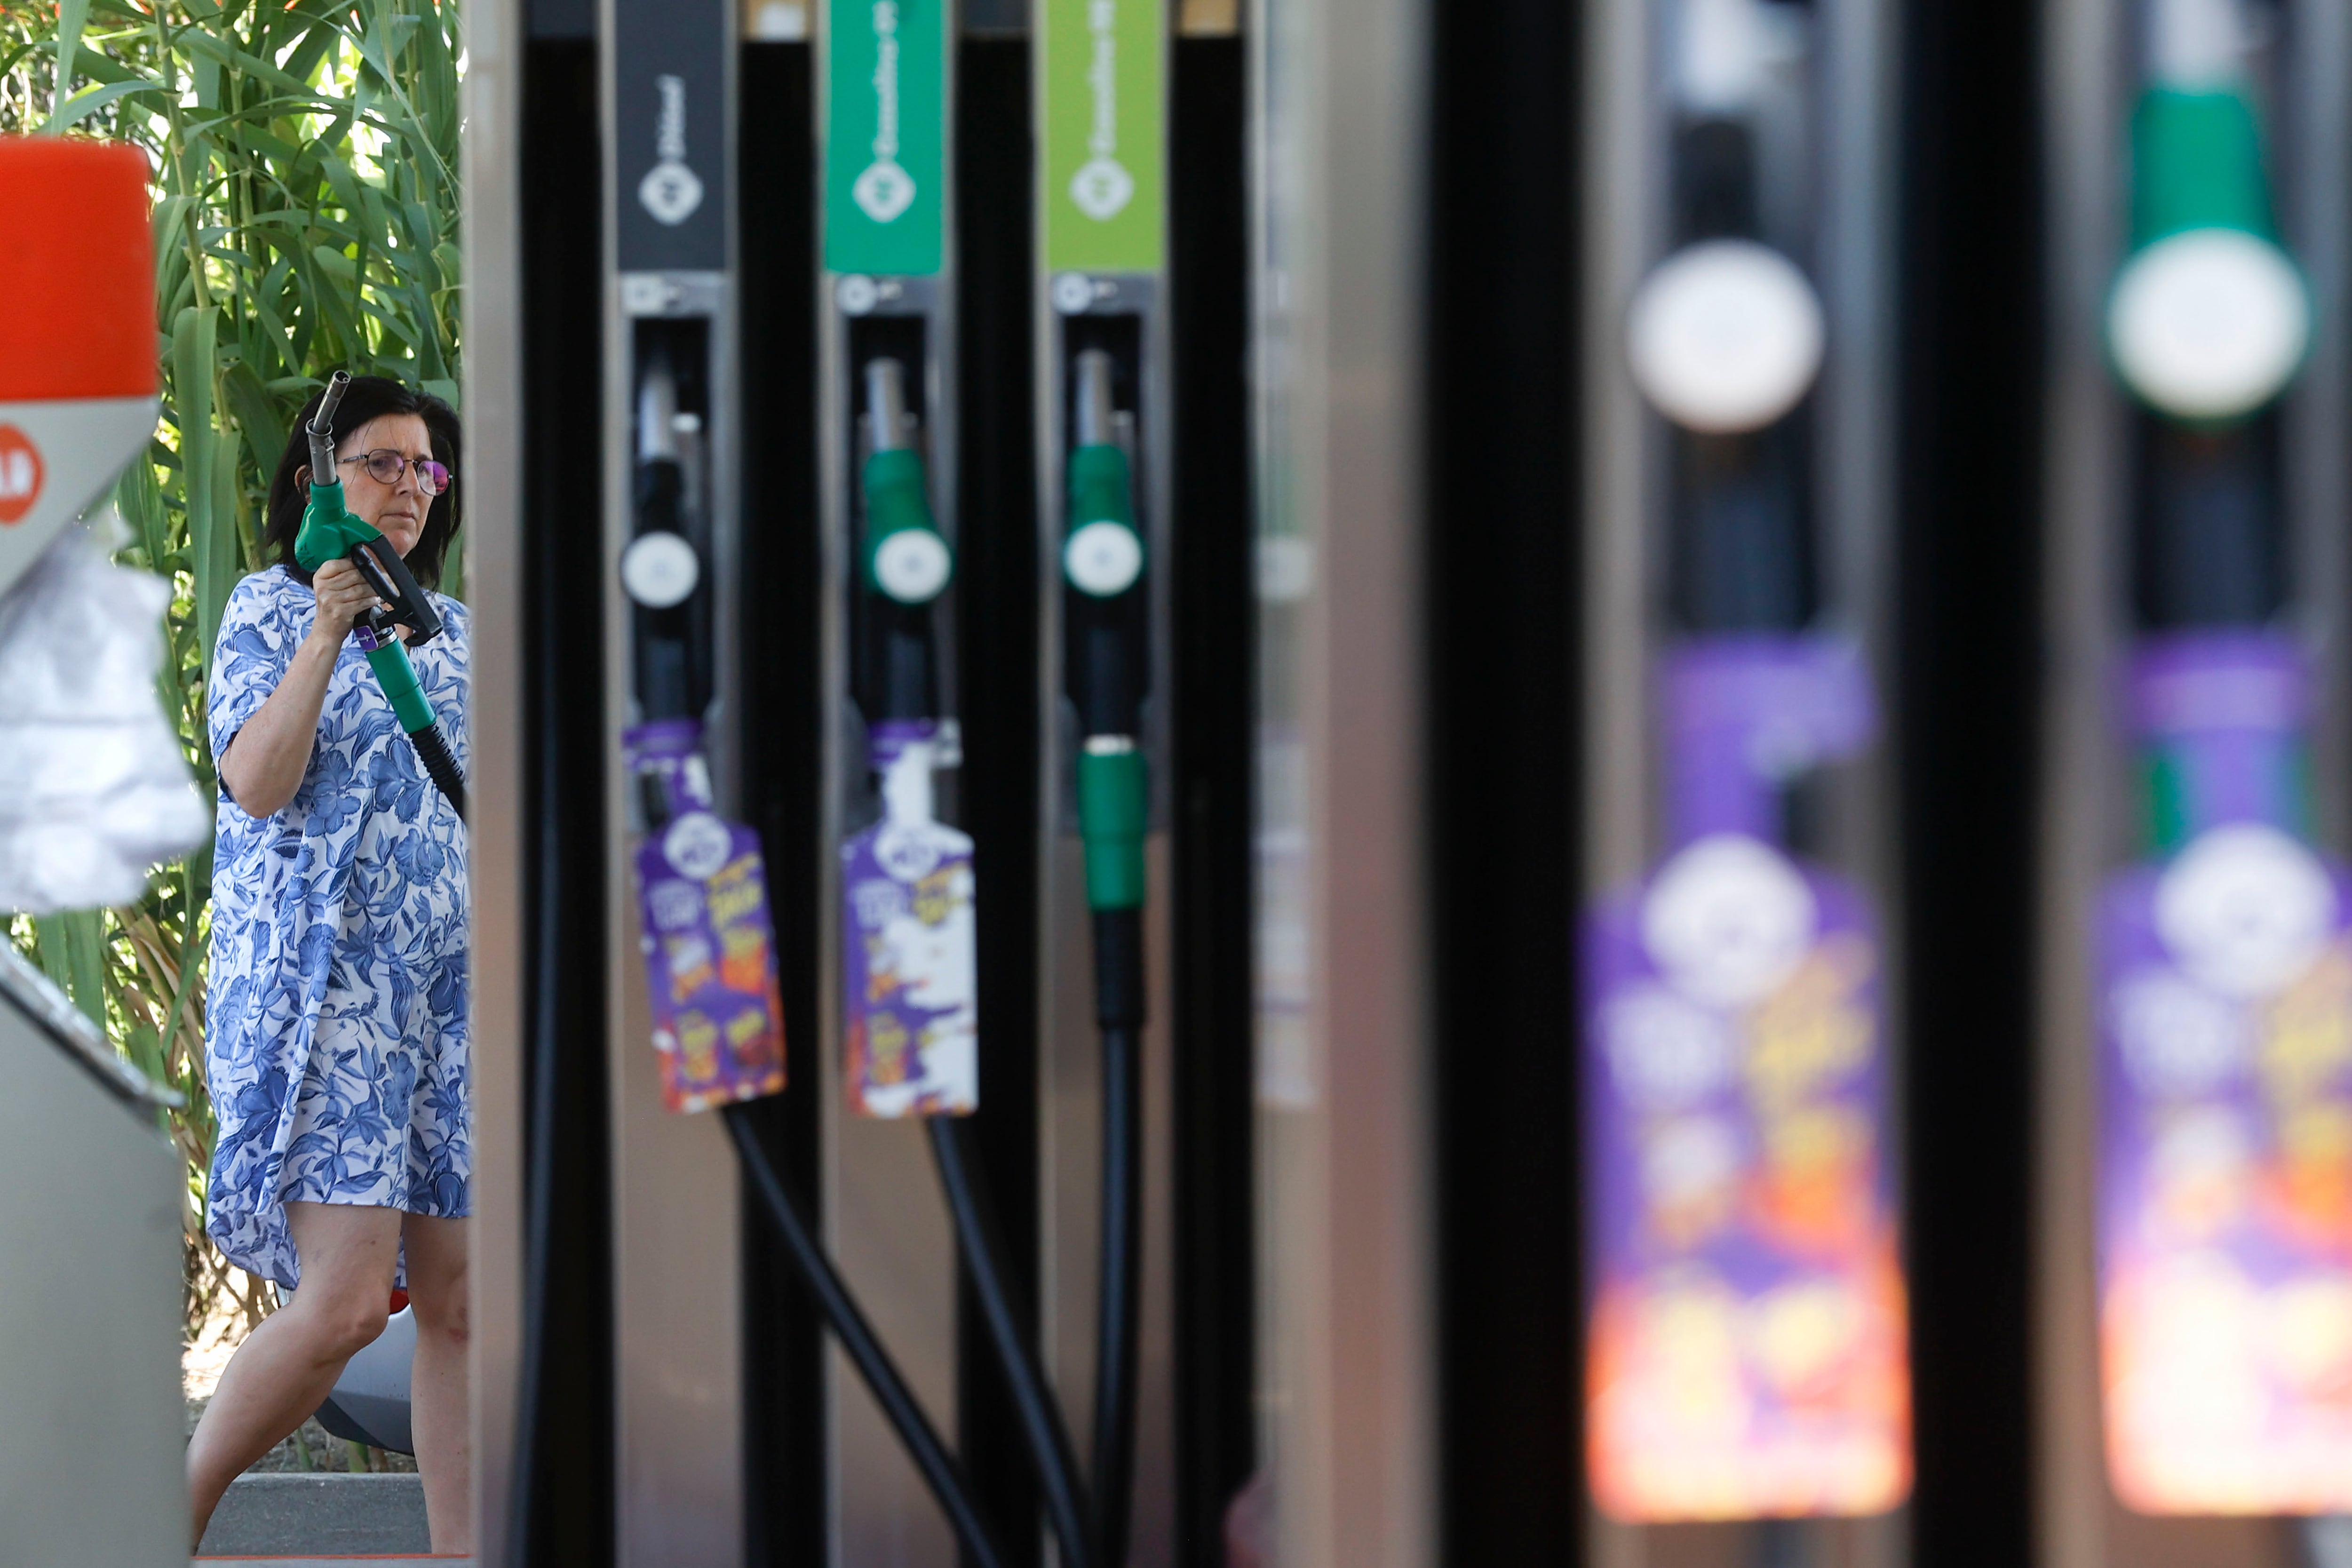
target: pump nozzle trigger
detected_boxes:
[348,537,446,646]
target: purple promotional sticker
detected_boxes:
[1664,636,1877,844]
[842,720,978,1116]
[2098,823,2352,1513]
[624,721,787,1114]
[1584,833,1910,1521]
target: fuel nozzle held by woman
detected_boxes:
[295,370,467,818]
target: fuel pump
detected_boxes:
[1036,1,1171,1556]
[2087,0,2352,1536]
[818,6,1122,1564]
[482,0,1248,1559]
[1582,0,1909,1556]
[2033,0,2352,1562]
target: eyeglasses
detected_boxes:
[339,449,453,496]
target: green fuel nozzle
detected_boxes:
[1063,350,1146,602]
[2107,15,2310,421]
[861,358,954,606]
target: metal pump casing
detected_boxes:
[600,0,747,1558]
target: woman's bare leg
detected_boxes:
[186,1202,401,1548]
[403,1211,472,1553]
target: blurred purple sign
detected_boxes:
[1584,834,1909,1520]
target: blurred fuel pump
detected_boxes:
[2087,0,2352,1531]
[0,133,198,1568]
[1036,2,1174,1555]
[1583,0,1911,1554]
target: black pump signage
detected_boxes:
[613,0,730,274]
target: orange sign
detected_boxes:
[0,426,42,525]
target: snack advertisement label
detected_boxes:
[842,719,979,1116]
[2098,823,2352,1513]
[1583,834,1911,1520]
[634,817,789,1114]
[626,720,788,1114]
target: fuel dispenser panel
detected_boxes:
[2038,1,2352,1565]
[598,0,752,1558]
[1036,4,1178,1562]
[1581,0,1909,1560]
[483,1,1246,1562]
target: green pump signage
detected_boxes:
[825,0,946,277]
[1041,0,1165,274]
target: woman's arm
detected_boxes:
[217,558,385,818]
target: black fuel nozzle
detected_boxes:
[622,349,714,721]
[858,357,951,722]
[635,349,688,531]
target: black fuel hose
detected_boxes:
[1092,1017,1142,1568]
[407,721,468,820]
[723,1105,1009,1568]
[860,351,1097,1567]
[929,1116,1097,1568]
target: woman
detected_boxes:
[187,376,471,1552]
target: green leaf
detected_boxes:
[34,912,110,1031]
[44,73,155,134]
[40,0,92,135]
[175,305,237,672]
[115,445,169,574]
[220,360,289,488]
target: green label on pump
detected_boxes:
[825,0,946,277]
[1040,0,1165,274]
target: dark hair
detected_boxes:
[263,375,462,588]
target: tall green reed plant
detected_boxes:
[2,0,462,1331]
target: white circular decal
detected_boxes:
[638,160,705,227]
[853,159,917,224]
[2156,822,2336,997]
[1052,272,1097,315]
[1064,520,1145,597]
[1070,158,1136,221]
[620,532,701,609]
[662,812,733,881]
[1625,239,1826,434]
[1641,833,1818,1008]
[874,529,953,605]
[836,274,880,316]
[2109,228,2309,419]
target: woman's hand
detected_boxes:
[308,556,386,649]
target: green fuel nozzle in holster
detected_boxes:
[862,358,954,610]
[1063,350,1151,917]
[295,371,467,818]
[2107,33,2310,421]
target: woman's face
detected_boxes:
[331,412,436,557]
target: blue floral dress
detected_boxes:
[204,565,470,1289]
